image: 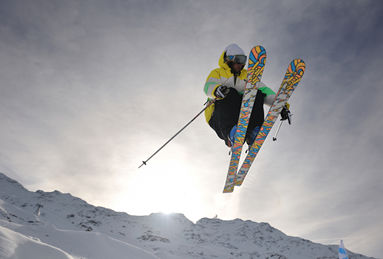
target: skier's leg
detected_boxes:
[209,88,242,145]
[246,90,265,144]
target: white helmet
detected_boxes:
[225,44,245,56]
[224,44,247,64]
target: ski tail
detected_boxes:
[234,59,306,187]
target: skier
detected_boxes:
[203,44,288,147]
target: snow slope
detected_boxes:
[0,225,73,259]
[0,172,376,259]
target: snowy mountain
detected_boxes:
[0,172,376,259]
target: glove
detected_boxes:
[285,102,290,110]
[214,85,229,98]
[281,105,292,124]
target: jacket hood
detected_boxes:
[218,51,229,69]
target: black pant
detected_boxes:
[209,88,265,145]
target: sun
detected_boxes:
[159,209,173,215]
[116,158,208,222]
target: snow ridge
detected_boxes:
[0,173,376,259]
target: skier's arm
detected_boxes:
[259,82,276,107]
[203,69,227,99]
[260,82,290,109]
[203,70,220,99]
[264,94,276,106]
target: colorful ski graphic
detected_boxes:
[223,46,267,193]
[233,59,306,188]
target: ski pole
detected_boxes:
[272,120,284,141]
[139,98,217,168]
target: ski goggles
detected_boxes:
[227,55,247,65]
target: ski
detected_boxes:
[234,59,306,187]
[222,46,267,193]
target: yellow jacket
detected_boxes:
[203,51,276,123]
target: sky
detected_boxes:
[0,0,382,258]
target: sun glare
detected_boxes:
[119,158,206,221]
[159,209,173,215]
